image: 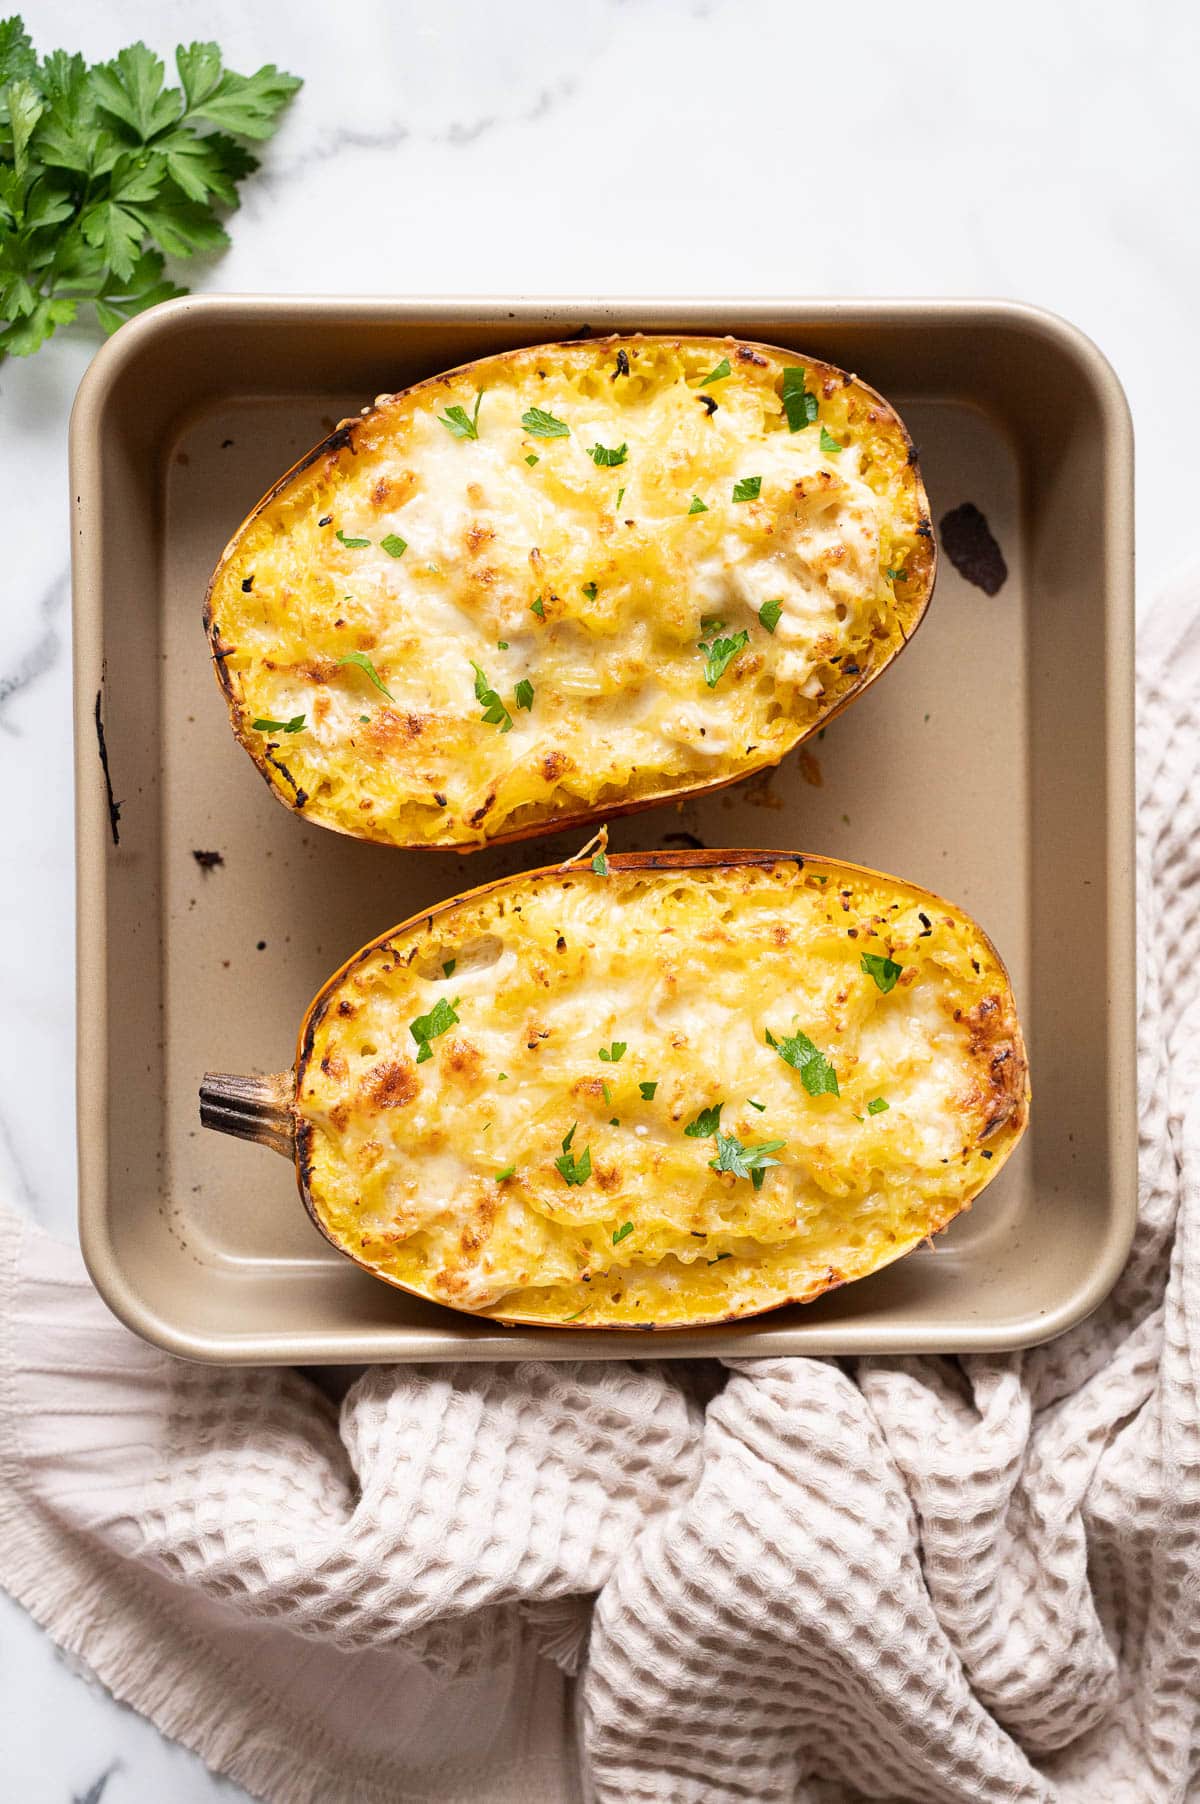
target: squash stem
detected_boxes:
[199,1070,296,1160]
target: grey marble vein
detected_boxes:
[73,1762,119,1804]
[0,569,68,734]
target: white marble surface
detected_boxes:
[2,0,1196,1795]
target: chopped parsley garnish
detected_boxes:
[886,566,907,582]
[442,959,456,977]
[380,533,407,558]
[562,1305,589,1321]
[525,453,540,466]
[592,851,609,875]
[252,714,305,734]
[820,425,843,455]
[531,597,546,619]
[782,367,819,431]
[335,529,370,548]
[746,1098,766,1111]
[337,652,395,701]
[867,1097,889,1115]
[861,952,902,994]
[498,1072,508,1081]
[582,581,598,601]
[514,678,534,712]
[588,441,628,467]
[684,1102,723,1138]
[758,599,783,634]
[732,476,761,502]
[556,1123,592,1186]
[409,995,460,1063]
[439,391,483,440]
[358,714,370,723]
[699,627,749,689]
[470,662,513,733]
[687,495,709,515]
[639,1081,658,1101]
[522,406,570,439]
[602,1082,611,1106]
[699,356,731,387]
[709,1131,787,1189]
[766,1027,840,1097]
[494,1164,516,1181]
[615,486,626,509]
[707,1252,732,1264]
[612,1220,634,1244]
[598,1041,626,1063]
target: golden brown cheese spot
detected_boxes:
[442,1037,483,1082]
[364,1060,418,1110]
[208,337,932,849]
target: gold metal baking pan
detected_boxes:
[70,297,1135,1363]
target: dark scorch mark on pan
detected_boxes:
[939,503,1008,596]
[94,690,121,845]
[192,849,225,873]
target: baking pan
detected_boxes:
[70,297,1136,1364]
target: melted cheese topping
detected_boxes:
[207,338,933,847]
[296,858,1027,1328]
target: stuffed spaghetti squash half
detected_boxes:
[200,851,1027,1329]
[205,336,935,849]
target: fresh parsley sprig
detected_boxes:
[0,19,301,358]
[767,1027,840,1097]
[709,1130,786,1190]
[409,995,460,1064]
[470,661,512,733]
[698,624,748,689]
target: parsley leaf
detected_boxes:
[581,581,598,601]
[861,951,902,993]
[615,485,625,509]
[687,495,708,515]
[758,598,783,634]
[684,1103,723,1138]
[442,959,456,977]
[766,1027,840,1097]
[698,627,748,689]
[820,425,844,455]
[709,1132,787,1185]
[0,27,300,360]
[556,1124,592,1186]
[886,566,907,582]
[514,677,534,712]
[588,441,627,467]
[409,995,460,1064]
[591,850,609,876]
[732,476,761,502]
[781,367,819,431]
[639,1081,658,1100]
[612,1220,634,1244]
[746,1097,766,1111]
[598,1041,626,1063]
[867,1097,889,1115]
[530,597,546,619]
[337,652,395,701]
[335,528,370,548]
[494,1164,516,1181]
[470,662,512,733]
[522,405,569,439]
[525,453,540,466]
[439,391,483,440]
[380,533,407,558]
[699,356,731,386]
[251,714,305,734]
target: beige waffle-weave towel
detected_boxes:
[2,578,1198,1803]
